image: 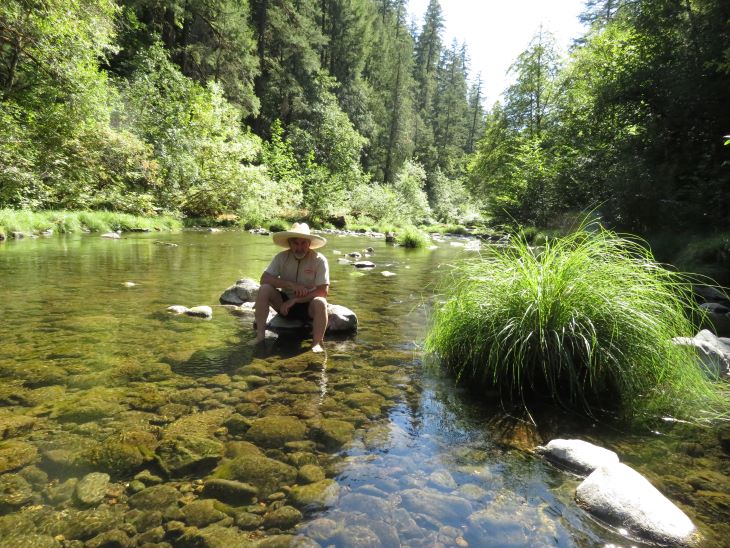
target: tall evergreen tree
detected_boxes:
[412,0,443,170]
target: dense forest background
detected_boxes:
[1,0,728,233]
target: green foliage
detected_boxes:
[349,182,401,223]
[0,209,180,235]
[392,160,432,224]
[263,120,304,214]
[426,227,725,423]
[428,169,476,224]
[398,226,430,249]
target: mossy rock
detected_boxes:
[164,408,232,438]
[125,385,169,411]
[0,473,34,510]
[51,390,124,423]
[128,484,181,511]
[213,454,296,498]
[288,479,340,510]
[262,505,303,530]
[168,387,215,406]
[156,435,224,477]
[342,391,387,415]
[0,414,36,439]
[80,431,157,476]
[181,499,228,527]
[308,419,355,449]
[178,524,255,547]
[39,506,125,541]
[0,440,39,473]
[224,441,264,459]
[245,416,307,448]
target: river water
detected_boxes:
[0,230,727,547]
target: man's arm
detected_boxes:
[259,271,312,302]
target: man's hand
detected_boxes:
[280,300,295,316]
[289,283,309,297]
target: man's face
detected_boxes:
[288,237,311,259]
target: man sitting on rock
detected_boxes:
[253,223,330,352]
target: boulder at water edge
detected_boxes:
[575,462,699,546]
[673,329,730,378]
[219,279,261,305]
[219,278,358,333]
[536,439,619,476]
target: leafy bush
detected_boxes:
[426,227,725,423]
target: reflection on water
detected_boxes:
[0,230,728,547]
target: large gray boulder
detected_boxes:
[536,439,619,476]
[673,329,730,378]
[221,279,357,333]
[219,278,261,305]
[576,462,699,546]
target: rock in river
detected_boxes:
[219,278,261,305]
[75,472,110,506]
[576,462,699,546]
[536,439,619,476]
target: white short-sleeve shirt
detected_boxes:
[265,250,330,298]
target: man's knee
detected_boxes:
[310,296,328,315]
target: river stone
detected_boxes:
[167,305,189,315]
[326,304,358,333]
[0,473,34,509]
[311,419,355,449]
[156,435,224,476]
[0,415,36,438]
[178,524,253,547]
[340,493,390,516]
[399,489,474,523]
[673,329,730,377]
[297,464,325,484]
[44,506,124,541]
[263,505,303,530]
[81,430,158,476]
[576,462,698,546]
[0,440,38,473]
[75,472,110,506]
[164,408,232,438]
[225,441,264,458]
[128,484,181,510]
[213,454,297,498]
[101,232,121,239]
[288,479,340,510]
[245,416,307,448]
[219,278,260,305]
[85,528,131,548]
[536,439,619,476]
[202,478,258,505]
[181,499,228,527]
[297,517,339,543]
[185,305,213,319]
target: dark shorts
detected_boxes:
[278,290,311,321]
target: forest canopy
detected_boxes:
[1,0,728,233]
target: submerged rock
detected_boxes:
[536,439,619,476]
[288,479,340,510]
[213,454,297,498]
[74,472,110,507]
[576,462,699,546]
[0,440,38,473]
[186,305,213,319]
[202,478,258,505]
[673,329,730,377]
[156,435,224,477]
[245,416,307,448]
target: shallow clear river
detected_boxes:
[0,230,728,547]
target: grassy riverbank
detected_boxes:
[426,227,727,424]
[0,210,181,239]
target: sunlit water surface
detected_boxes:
[0,230,727,547]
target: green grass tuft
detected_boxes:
[426,226,726,423]
[0,209,181,236]
[398,226,430,249]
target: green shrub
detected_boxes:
[426,227,725,423]
[398,226,430,249]
[268,219,288,232]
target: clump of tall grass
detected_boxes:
[426,227,725,423]
[398,226,430,249]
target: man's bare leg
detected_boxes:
[253,284,282,343]
[309,297,328,352]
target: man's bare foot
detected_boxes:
[311,343,324,353]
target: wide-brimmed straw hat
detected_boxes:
[272,222,327,249]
